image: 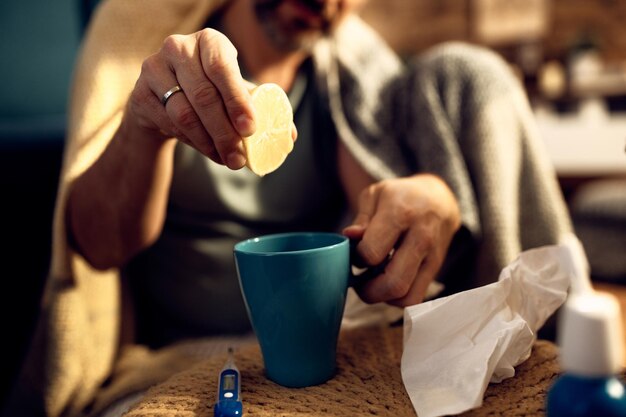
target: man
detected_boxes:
[67,0,462,346]
[7,0,570,415]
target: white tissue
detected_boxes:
[401,245,571,417]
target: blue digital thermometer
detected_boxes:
[214,348,243,417]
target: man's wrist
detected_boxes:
[119,112,176,152]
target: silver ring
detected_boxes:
[161,85,183,106]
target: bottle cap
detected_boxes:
[558,291,624,376]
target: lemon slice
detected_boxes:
[243,83,294,176]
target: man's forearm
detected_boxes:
[67,116,177,270]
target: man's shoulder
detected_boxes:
[88,0,220,46]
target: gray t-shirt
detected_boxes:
[126,59,346,347]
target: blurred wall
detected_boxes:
[0,0,82,409]
[544,0,626,63]
[360,0,626,63]
[0,0,80,131]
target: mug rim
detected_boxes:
[234,232,347,255]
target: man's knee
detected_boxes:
[410,41,522,101]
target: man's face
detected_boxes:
[253,0,361,52]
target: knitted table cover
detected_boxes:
[125,325,561,416]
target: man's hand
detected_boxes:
[127,29,257,169]
[343,174,461,307]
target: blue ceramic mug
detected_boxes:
[234,232,350,388]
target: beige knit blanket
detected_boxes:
[124,325,560,417]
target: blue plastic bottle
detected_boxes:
[547,291,626,417]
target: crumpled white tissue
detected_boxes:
[401,245,571,417]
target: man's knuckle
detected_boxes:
[129,88,148,111]
[200,28,237,58]
[359,243,387,265]
[415,233,434,253]
[198,28,221,43]
[414,241,429,256]
[199,31,236,73]
[205,54,231,74]
[386,277,410,299]
[222,93,246,112]
[393,203,416,227]
[358,184,377,206]
[189,84,221,109]
[172,106,201,130]
[140,55,159,75]
[368,182,382,195]
[211,128,237,148]
[161,34,185,56]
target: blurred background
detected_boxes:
[0,0,624,410]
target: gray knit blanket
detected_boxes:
[316,18,572,288]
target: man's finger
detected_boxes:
[346,185,388,266]
[198,29,256,137]
[388,255,438,307]
[350,184,379,230]
[356,207,403,266]
[355,232,420,303]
